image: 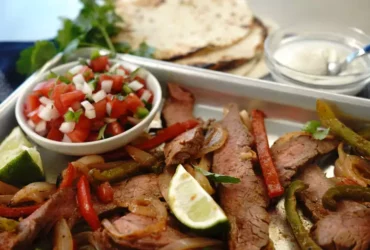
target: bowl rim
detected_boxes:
[15,59,162,148]
[264,23,370,86]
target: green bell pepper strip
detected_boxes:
[322,185,370,211]
[89,161,142,182]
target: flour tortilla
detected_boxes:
[114,0,254,60]
[174,18,266,70]
[225,53,260,76]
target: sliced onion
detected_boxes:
[125,145,157,166]
[82,82,93,96]
[0,195,13,205]
[140,90,152,102]
[69,65,83,75]
[104,117,117,123]
[103,198,167,240]
[127,116,140,125]
[39,96,54,106]
[35,120,47,135]
[101,80,113,93]
[0,181,19,195]
[92,90,107,103]
[53,218,73,250]
[76,155,105,166]
[159,238,223,250]
[116,69,126,76]
[89,160,136,171]
[10,182,56,205]
[81,100,94,111]
[38,105,52,121]
[196,123,228,158]
[59,122,76,134]
[106,102,112,116]
[128,80,144,91]
[240,110,252,131]
[27,120,36,129]
[193,156,215,195]
[334,142,370,187]
[27,108,40,118]
[85,109,96,119]
[72,73,85,85]
[158,169,173,202]
[108,63,120,73]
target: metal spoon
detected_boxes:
[327,44,370,76]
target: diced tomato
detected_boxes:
[29,113,42,124]
[133,76,146,88]
[125,93,144,113]
[90,56,109,73]
[76,115,92,130]
[33,79,56,97]
[96,182,114,204]
[111,75,124,93]
[71,102,82,111]
[91,119,105,131]
[47,127,63,141]
[60,91,85,108]
[93,99,107,119]
[80,66,94,81]
[136,88,154,103]
[118,116,128,126]
[67,129,90,143]
[106,122,124,136]
[48,117,64,129]
[109,98,128,118]
[87,133,99,142]
[52,83,70,114]
[25,94,41,114]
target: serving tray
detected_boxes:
[2,48,370,249]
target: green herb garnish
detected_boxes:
[129,67,141,80]
[142,100,152,111]
[88,79,97,90]
[98,124,107,140]
[302,120,330,140]
[64,109,83,122]
[47,71,58,80]
[135,107,149,119]
[90,49,101,60]
[122,84,133,95]
[194,166,240,184]
[116,94,125,101]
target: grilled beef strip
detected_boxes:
[297,164,370,250]
[271,132,338,187]
[213,103,269,250]
[0,188,76,250]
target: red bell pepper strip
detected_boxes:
[77,175,101,231]
[251,110,284,198]
[59,163,76,189]
[136,119,199,150]
[96,182,114,204]
[0,204,41,218]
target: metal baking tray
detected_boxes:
[2,48,370,249]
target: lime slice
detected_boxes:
[168,164,228,230]
[0,127,44,186]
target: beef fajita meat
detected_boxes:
[0,188,76,250]
[95,213,188,250]
[271,132,338,187]
[162,83,195,126]
[163,126,204,166]
[213,103,269,250]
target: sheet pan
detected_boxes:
[2,48,370,249]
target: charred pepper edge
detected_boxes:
[285,180,322,250]
[322,185,370,211]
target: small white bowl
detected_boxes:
[15,59,162,156]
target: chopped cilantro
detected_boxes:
[64,109,83,122]
[302,120,330,140]
[194,166,240,184]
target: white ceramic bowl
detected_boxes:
[15,59,162,156]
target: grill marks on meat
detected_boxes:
[271,132,338,187]
[0,188,76,250]
[213,103,269,250]
[164,126,204,166]
[162,83,195,126]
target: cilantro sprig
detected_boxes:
[194,166,240,184]
[302,120,330,140]
[64,109,83,123]
[16,0,155,76]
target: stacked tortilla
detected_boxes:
[115,0,272,78]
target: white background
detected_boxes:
[0,0,369,41]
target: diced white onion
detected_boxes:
[38,105,53,121]
[82,82,93,95]
[92,90,106,103]
[72,74,85,86]
[69,65,83,75]
[39,96,54,106]
[27,120,36,129]
[85,109,96,119]
[59,122,76,134]
[108,63,120,73]
[127,116,140,125]
[35,121,47,135]
[128,80,144,91]
[48,104,60,120]
[101,80,113,93]
[62,134,72,143]
[106,102,112,116]
[104,117,117,123]
[81,100,94,111]
[140,90,152,102]
[116,69,126,76]
[27,108,39,118]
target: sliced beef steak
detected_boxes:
[162,83,195,126]
[271,132,338,187]
[98,213,187,250]
[213,103,269,250]
[164,126,204,166]
[0,188,76,250]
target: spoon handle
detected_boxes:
[346,44,370,64]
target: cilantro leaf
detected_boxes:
[302,120,330,140]
[194,166,240,184]
[57,18,81,50]
[64,109,83,122]
[129,67,141,80]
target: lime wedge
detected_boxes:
[168,164,228,230]
[0,127,44,186]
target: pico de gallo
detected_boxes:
[23,51,153,143]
